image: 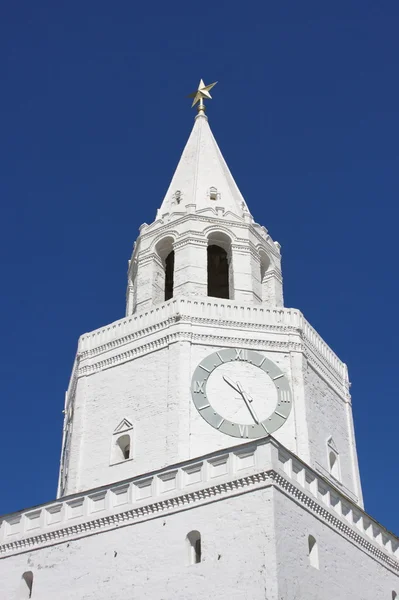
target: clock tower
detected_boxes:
[59,81,363,510]
[2,81,398,600]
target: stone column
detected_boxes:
[230,244,262,303]
[262,269,284,307]
[134,253,163,312]
[173,237,207,297]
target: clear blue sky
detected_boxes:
[0,1,398,533]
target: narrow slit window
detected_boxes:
[327,437,340,481]
[117,434,130,460]
[165,250,174,301]
[186,530,201,565]
[21,571,34,599]
[207,245,229,299]
[308,535,319,569]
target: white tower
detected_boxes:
[59,82,362,507]
[1,81,398,600]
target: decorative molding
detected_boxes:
[327,437,339,454]
[57,356,80,498]
[1,438,398,573]
[77,314,346,401]
[77,331,303,377]
[273,472,398,571]
[137,213,280,260]
[113,418,133,434]
[77,298,347,397]
[172,237,208,251]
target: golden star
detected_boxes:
[189,79,218,108]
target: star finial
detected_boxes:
[188,79,217,113]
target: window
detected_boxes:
[110,419,134,464]
[117,434,130,460]
[186,530,201,565]
[259,249,271,302]
[165,250,174,301]
[155,236,175,303]
[329,451,339,478]
[308,535,319,569]
[20,571,33,599]
[327,437,340,481]
[207,245,229,298]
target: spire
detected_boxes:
[158,80,250,219]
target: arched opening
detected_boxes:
[392,592,397,600]
[259,250,270,283]
[20,571,33,598]
[329,451,339,479]
[207,245,229,298]
[155,236,175,303]
[165,251,174,301]
[308,535,319,569]
[116,434,131,461]
[259,249,271,303]
[186,530,201,565]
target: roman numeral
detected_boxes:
[275,411,287,419]
[235,349,248,362]
[238,424,249,438]
[193,380,205,394]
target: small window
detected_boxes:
[20,571,33,599]
[329,451,339,478]
[165,250,174,301]
[308,535,319,569]
[327,437,340,481]
[116,434,131,461]
[207,245,229,299]
[110,419,134,464]
[155,237,175,304]
[186,530,201,565]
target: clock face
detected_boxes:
[191,348,292,439]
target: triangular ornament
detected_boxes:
[113,418,133,434]
[327,437,338,454]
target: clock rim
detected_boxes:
[190,348,292,439]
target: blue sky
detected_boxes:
[0,1,398,534]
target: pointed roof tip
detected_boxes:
[157,106,251,220]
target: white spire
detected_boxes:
[158,111,250,218]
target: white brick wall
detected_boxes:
[0,485,396,600]
[64,310,361,506]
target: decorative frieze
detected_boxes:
[77,298,347,395]
[1,438,397,573]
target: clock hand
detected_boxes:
[235,381,253,403]
[223,375,241,393]
[236,381,259,424]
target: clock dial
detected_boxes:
[191,348,292,439]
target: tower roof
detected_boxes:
[158,111,250,218]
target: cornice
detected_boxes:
[172,237,208,250]
[77,330,303,377]
[79,313,298,361]
[77,308,346,399]
[138,214,280,259]
[273,472,399,572]
[77,328,346,401]
[1,438,398,573]
[263,269,283,284]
